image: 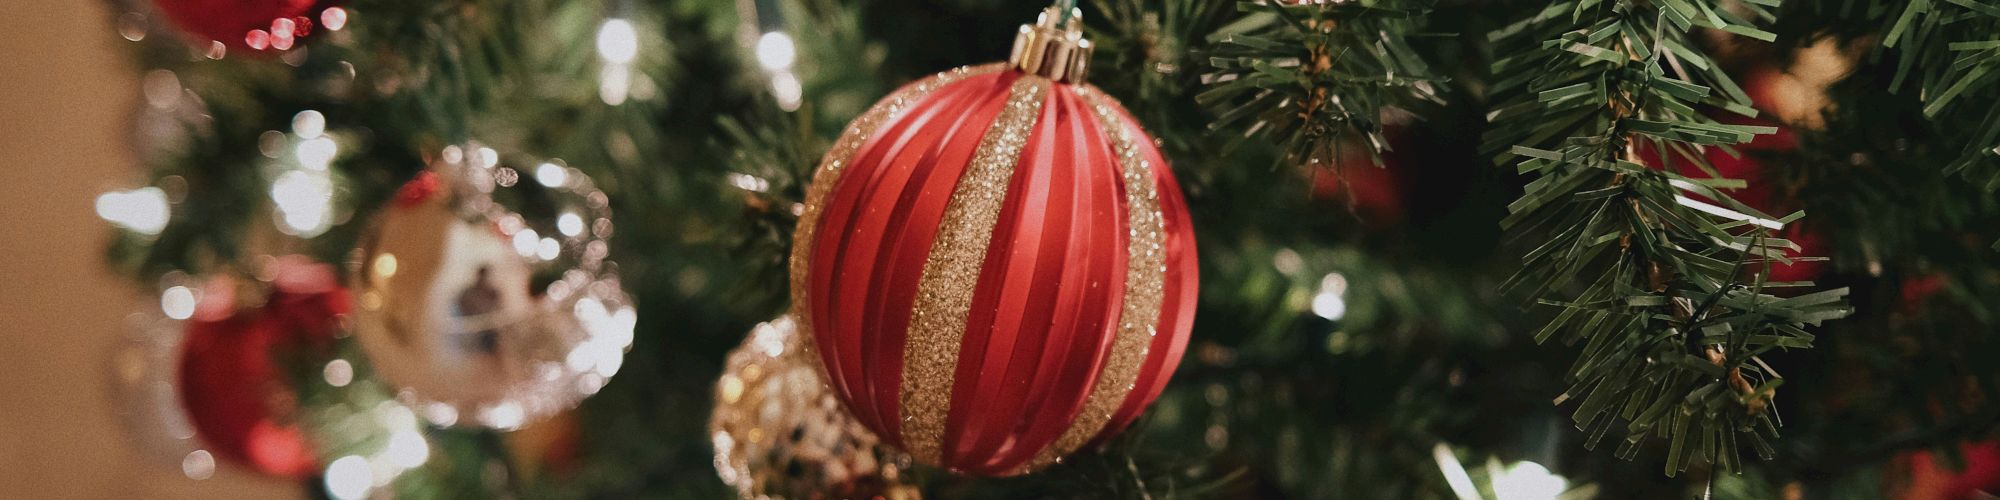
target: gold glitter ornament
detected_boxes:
[710,316,919,499]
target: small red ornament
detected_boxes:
[149,0,323,52]
[789,7,1198,476]
[1308,131,1407,224]
[392,170,443,208]
[177,258,347,479]
[1892,442,2000,500]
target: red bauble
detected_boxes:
[788,37,1198,474]
[149,0,322,51]
[1308,132,1407,223]
[1893,442,2000,500]
[177,258,347,479]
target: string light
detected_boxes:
[557,212,585,237]
[96,187,171,235]
[324,456,372,500]
[596,19,639,64]
[384,430,429,469]
[1310,272,1348,320]
[512,228,541,258]
[480,402,526,431]
[292,110,326,139]
[770,71,802,111]
[323,359,354,387]
[181,450,216,480]
[1491,460,1568,500]
[599,65,632,105]
[321,8,348,31]
[535,162,569,188]
[160,286,197,320]
[596,19,640,105]
[755,32,796,72]
[537,237,561,261]
[271,169,335,237]
[295,137,338,169]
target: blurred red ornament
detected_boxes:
[1893,442,2000,500]
[789,8,1198,476]
[392,171,442,208]
[177,258,347,479]
[149,0,323,52]
[1307,133,1406,223]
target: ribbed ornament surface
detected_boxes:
[790,65,1197,476]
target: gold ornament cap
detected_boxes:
[1008,5,1092,84]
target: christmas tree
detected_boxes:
[93,0,2000,497]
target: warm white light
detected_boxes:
[295,136,338,169]
[481,402,526,430]
[537,237,561,261]
[323,359,353,387]
[96,187,171,235]
[143,70,180,109]
[384,430,429,468]
[271,169,335,237]
[292,110,326,139]
[727,172,770,192]
[1311,292,1347,321]
[1311,272,1349,320]
[599,64,631,105]
[477,147,500,169]
[324,455,372,500]
[420,402,459,427]
[592,343,624,378]
[512,228,540,257]
[596,19,639,64]
[752,317,790,357]
[181,450,216,480]
[770,70,803,111]
[161,286,197,320]
[755,31,797,71]
[1492,461,1568,500]
[566,343,597,372]
[557,212,584,237]
[321,7,348,31]
[535,162,569,187]
[610,307,637,348]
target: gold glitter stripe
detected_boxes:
[1014,85,1170,473]
[899,75,1050,464]
[790,64,999,367]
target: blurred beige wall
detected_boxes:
[0,2,303,499]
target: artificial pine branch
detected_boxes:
[1198,0,1444,168]
[1486,0,1851,475]
[1876,0,2000,191]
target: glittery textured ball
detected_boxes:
[789,64,1199,476]
[710,316,917,499]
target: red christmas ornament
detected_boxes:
[148,0,324,52]
[1893,442,2000,500]
[392,170,443,208]
[177,258,347,479]
[788,7,1198,476]
[1308,131,1408,224]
